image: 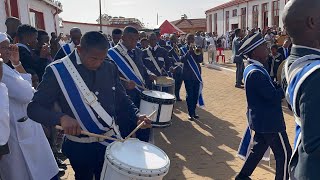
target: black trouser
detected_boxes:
[239,131,292,180]
[236,61,244,85]
[174,68,183,99]
[184,80,200,117]
[62,139,106,180]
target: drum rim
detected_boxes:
[142,90,175,100]
[105,138,170,177]
[141,91,175,105]
[155,76,175,86]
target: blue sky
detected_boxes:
[59,0,228,28]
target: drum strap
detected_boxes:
[51,52,122,140]
[146,48,162,74]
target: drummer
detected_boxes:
[107,26,157,142]
[142,33,173,77]
[168,34,183,101]
[27,31,152,179]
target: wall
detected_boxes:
[206,0,287,36]
[61,21,124,36]
[0,0,60,34]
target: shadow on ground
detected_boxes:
[155,101,242,180]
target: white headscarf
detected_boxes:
[0,33,10,44]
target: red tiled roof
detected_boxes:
[62,20,142,29]
[171,18,206,29]
[205,0,253,14]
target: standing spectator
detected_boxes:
[0,32,59,180]
[268,44,284,82]
[50,32,62,57]
[5,17,21,43]
[206,32,216,64]
[0,58,10,160]
[194,31,205,49]
[33,30,52,82]
[232,29,248,88]
[264,28,275,48]
[16,24,38,71]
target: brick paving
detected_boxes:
[62,51,296,180]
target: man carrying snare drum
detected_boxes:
[28,31,152,180]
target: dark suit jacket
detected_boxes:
[27,51,139,136]
[245,65,285,133]
[278,46,291,59]
[142,46,172,76]
[286,46,320,179]
[181,45,203,81]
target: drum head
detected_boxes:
[142,90,175,100]
[156,76,175,86]
[107,139,169,171]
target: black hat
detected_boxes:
[239,33,266,56]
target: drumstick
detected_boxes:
[124,110,158,141]
[55,125,121,142]
[120,77,148,91]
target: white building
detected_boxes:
[0,0,62,34]
[61,20,124,36]
[205,0,290,36]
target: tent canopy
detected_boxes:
[159,20,185,35]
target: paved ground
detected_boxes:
[62,51,295,180]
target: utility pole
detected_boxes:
[99,0,103,32]
[157,13,159,25]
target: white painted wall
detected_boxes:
[0,0,60,34]
[61,21,124,36]
[206,0,287,36]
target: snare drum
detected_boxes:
[140,91,175,127]
[153,76,175,95]
[101,138,170,180]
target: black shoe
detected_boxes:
[241,82,244,85]
[235,174,251,180]
[188,116,195,121]
[194,114,200,119]
[58,168,65,177]
[176,98,182,102]
[235,84,244,89]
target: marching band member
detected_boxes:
[282,0,320,179]
[143,33,172,77]
[54,27,82,60]
[268,44,284,82]
[0,59,10,161]
[140,38,149,50]
[180,33,204,121]
[235,33,291,180]
[108,26,156,142]
[136,31,147,49]
[168,34,183,101]
[0,32,59,180]
[28,31,151,179]
[109,28,122,48]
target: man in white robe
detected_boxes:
[0,32,58,180]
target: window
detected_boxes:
[214,13,218,33]
[240,7,246,30]
[208,14,213,33]
[272,0,280,27]
[232,9,237,17]
[226,11,230,32]
[5,0,19,18]
[29,9,45,30]
[252,5,259,28]
[262,3,269,28]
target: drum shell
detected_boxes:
[153,77,175,95]
[140,91,175,128]
[100,139,170,180]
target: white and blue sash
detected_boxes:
[238,63,272,161]
[285,55,320,152]
[108,45,145,91]
[180,46,205,107]
[50,58,117,145]
[62,44,72,55]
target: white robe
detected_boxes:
[0,64,59,180]
[0,82,10,145]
